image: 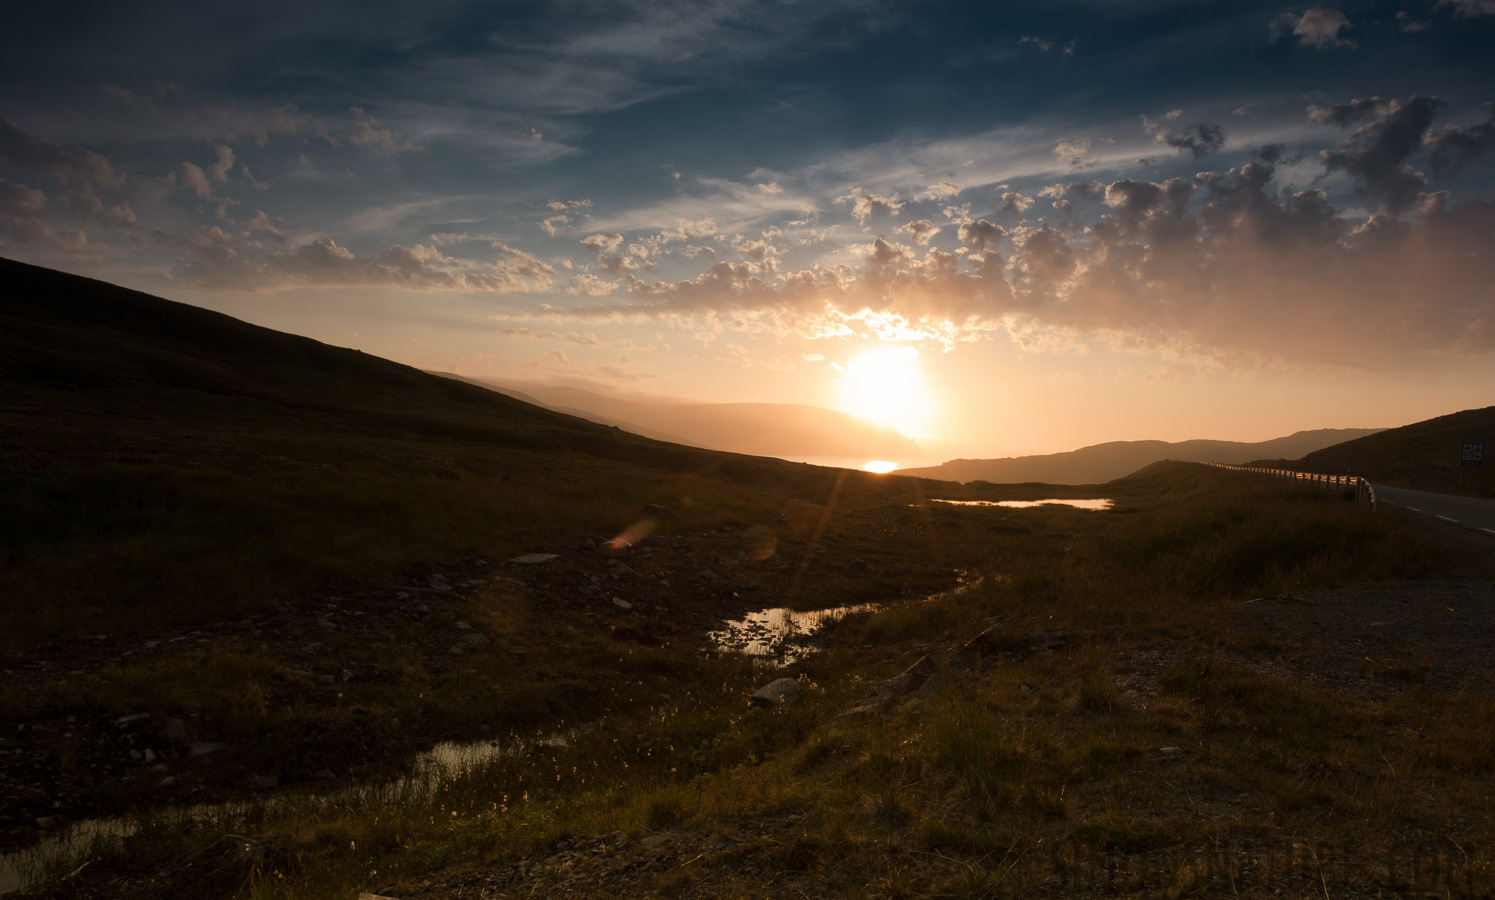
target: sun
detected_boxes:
[838,345,934,438]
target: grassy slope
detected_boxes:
[25,461,1485,900]
[1293,405,1495,498]
[0,257,878,644]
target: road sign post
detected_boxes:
[1461,438,1484,493]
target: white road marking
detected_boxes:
[1436,515,1458,523]
[1482,528,1495,536]
[1406,507,1422,512]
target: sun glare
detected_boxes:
[839,345,933,438]
[862,460,899,473]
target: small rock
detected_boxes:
[144,748,156,763]
[317,675,335,685]
[1159,746,1183,758]
[115,713,150,727]
[342,669,354,682]
[189,742,226,757]
[461,632,490,646]
[35,816,57,830]
[129,749,143,761]
[612,597,634,610]
[247,775,278,789]
[158,776,176,787]
[510,553,559,565]
[750,677,802,708]
[538,737,569,750]
[607,561,634,576]
[447,646,465,656]
[314,768,334,779]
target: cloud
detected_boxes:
[347,107,423,153]
[918,181,961,201]
[957,219,1005,254]
[1310,95,1443,211]
[509,149,1495,365]
[171,229,555,293]
[176,161,215,199]
[757,182,782,194]
[1143,116,1227,158]
[900,219,940,245]
[581,232,625,253]
[1052,138,1096,171]
[839,187,904,223]
[1425,102,1495,176]
[58,188,136,226]
[1437,0,1495,17]
[495,327,633,349]
[0,118,123,188]
[998,191,1035,215]
[1272,7,1356,49]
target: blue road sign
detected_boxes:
[1463,439,1484,467]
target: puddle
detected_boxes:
[708,604,879,665]
[932,498,1112,510]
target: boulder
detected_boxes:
[945,625,1006,672]
[750,677,802,708]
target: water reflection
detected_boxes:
[708,604,878,664]
[932,498,1112,510]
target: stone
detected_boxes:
[314,768,334,778]
[460,632,490,646]
[750,677,802,708]
[162,718,187,742]
[143,748,156,763]
[224,834,265,861]
[115,713,150,727]
[35,816,57,829]
[342,669,354,682]
[612,597,634,610]
[189,742,226,757]
[247,775,278,789]
[1159,746,1183,758]
[510,553,559,565]
[158,776,176,787]
[608,561,634,576]
[946,624,1007,672]
[538,737,570,750]
[317,674,335,685]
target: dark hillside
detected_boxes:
[0,258,879,643]
[1296,405,1495,498]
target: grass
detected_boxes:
[16,463,1492,899]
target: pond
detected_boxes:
[931,498,1112,510]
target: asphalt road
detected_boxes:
[1373,484,1495,537]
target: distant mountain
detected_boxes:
[900,429,1384,485]
[1295,406,1495,498]
[439,377,925,461]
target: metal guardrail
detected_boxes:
[1187,461,1377,510]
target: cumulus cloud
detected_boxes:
[839,187,904,223]
[58,188,136,226]
[900,219,940,245]
[998,191,1035,214]
[508,147,1495,365]
[1272,7,1356,49]
[1310,95,1442,211]
[0,118,123,188]
[1052,139,1096,171]
[581,232,624,253]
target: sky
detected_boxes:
[2,0,1493,461]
